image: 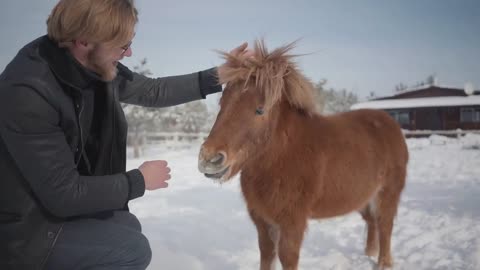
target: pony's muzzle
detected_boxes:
[198,148,229,179]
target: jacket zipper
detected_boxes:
[110,85,116,173]
[76,95,85,166]
[48,72,86,163]
[39,224,64,270]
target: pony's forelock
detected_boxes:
[217,40,316,114]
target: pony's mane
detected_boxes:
[217,40,317,114]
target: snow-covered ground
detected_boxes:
[128,134,480,270]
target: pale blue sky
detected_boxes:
[1,0,479,100]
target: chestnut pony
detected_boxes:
[198,41,408,270]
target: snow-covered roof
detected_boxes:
[395,84,466,94]
[351,96,480,110]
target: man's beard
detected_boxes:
[87,48,118,81]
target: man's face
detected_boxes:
[87,40,132,81]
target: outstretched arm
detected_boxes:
[118,66,220,107]
[118,42,252,107]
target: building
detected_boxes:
[351,85,480,136]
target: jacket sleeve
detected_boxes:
[118,66,222,107]
[0,84,144,218]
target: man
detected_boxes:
[0,0,249,269]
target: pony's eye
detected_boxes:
[255,107,264,115]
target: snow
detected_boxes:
[351,95,480,110]
[128,134,480,270]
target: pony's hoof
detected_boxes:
[365,246,379,258]
[377,257,393,269]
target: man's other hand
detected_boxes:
[139,160,171,190]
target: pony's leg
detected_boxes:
[376,168,405,269]
[277,219,307,270]
[359,203,379,257]
[249,210,279,270]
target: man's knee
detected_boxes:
[45,219,152,270]
[112,232,152,269]
[132,233,152,268]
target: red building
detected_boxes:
[351,85,480,136]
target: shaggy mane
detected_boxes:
[217,40,317,114]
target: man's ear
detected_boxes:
[72,40,93,51]
[68,40,94,65]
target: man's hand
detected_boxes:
[138,160,171,190]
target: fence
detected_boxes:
[402,129,480,138]
[141,132,209,145]
[131,130,480,145]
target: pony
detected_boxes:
[198,40,408,270]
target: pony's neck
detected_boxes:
[268,106,320,157]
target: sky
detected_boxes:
[1,0,480,100]
[126,134,480,269]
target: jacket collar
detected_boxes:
[38,35,133,90]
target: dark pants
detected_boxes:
[44,211,151,270]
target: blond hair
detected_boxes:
[47,0,138,48]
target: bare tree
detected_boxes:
[313,80,358,114]
[178,101,209,133]
[312,79,328,112]
[394,83,408,93]
[367,91,377,100]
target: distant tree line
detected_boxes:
[394,74,437,94]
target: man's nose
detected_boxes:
[124,47,133,57]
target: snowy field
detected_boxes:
[128,134,480,270]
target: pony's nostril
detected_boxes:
[209,153,225,165]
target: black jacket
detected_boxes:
[0,36,221,269]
